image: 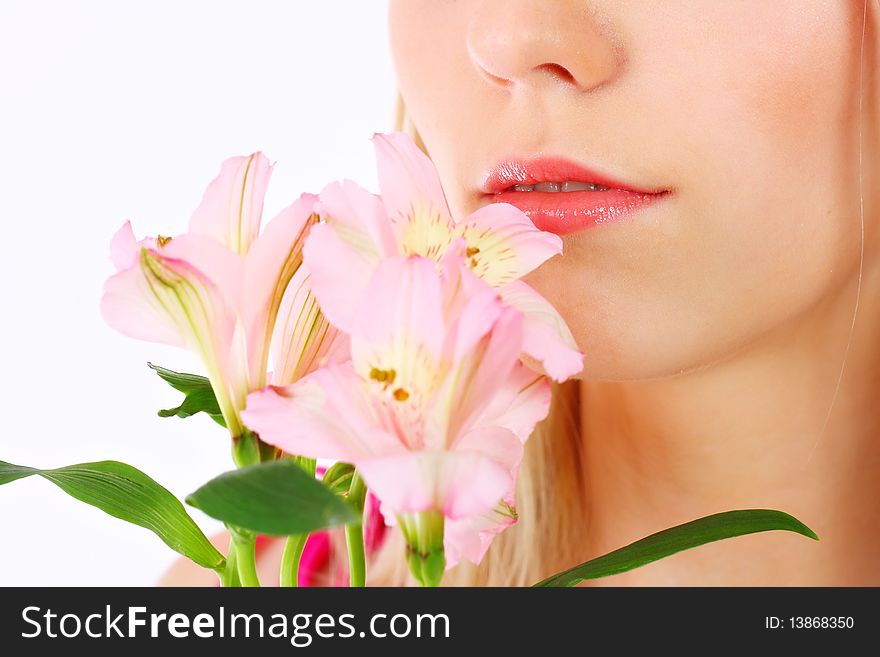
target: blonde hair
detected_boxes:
[365,97,591,586]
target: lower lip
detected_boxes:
[488,188,669,235]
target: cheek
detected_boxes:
[533,9,864,380]
[388,0,498,206]
[388,1,472,138]
[686,7,864,340]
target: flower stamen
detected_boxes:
[369,367,397,387]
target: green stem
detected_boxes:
[232,534,261,587]
[293,454,317,475]
[280,534,309,587]
[220,539,241,587]
[345,472,368,588]
[277,454,318,587]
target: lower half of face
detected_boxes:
[390,0,880,380]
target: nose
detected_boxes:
[466,0,620,93]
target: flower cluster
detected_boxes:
[101,133,584,586]
[243,134,583,584]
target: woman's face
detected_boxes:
[389,0,879,380]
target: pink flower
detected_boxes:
[305,131,584,382]
[242,253,551,582]
[101,153,345,439]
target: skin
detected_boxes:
[389,0,880,584]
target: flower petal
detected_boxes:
[102,230,242,353]
[242,363,402,461]
[373,132,452,225]
[445,499,518,568]
[474,363,552,442]
[442,265,504,364]
[349,256,446,407]
[109,221,140,270]
[189,152,273,255]
[270,265,349,386]
[356,449,512,520]
[158,233,244,310]
[352,256,445,354]
[101,260,186,348]
[500,280,584,381]
[316,180,398,263]
[435,306,525,444]
[302,222,376,333]
[241,193,318,388]
[101,239,244,433]
[457,202,562,286]
[452,425,524,484]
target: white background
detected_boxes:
[0,0,396,585]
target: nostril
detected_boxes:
[535,63,577,85]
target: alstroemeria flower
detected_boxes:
[304,131,584,381]
[242,251,551,581]
[101,153,344,442]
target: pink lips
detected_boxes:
[481,157,670,235]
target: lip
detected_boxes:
[480,157,670,235]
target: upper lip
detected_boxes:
[480,156,667,195]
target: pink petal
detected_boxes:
[475,363,552,442]
[500,280,584,381]
[158,233,245,310]
[452,425,524,481]
[242,363,403,461]
[356,453,436,516]
[271,265,349,386]
[241,193,318,386]
[445,500,518,568]
[443,267,503,363]
[356,449,512,520]
[372,132,452,224]
[189,152,273,255]
[109,221,139,270]
[100,265,186,348]
[350,256,446,365]
[302,223,376,333]
[437,449,514,520]
[316,180,398,262]
[101,232,241,355]
[457,202,562,286]
[102,229,246,433]
[438,306,525,443]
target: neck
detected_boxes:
[579,259,880,585]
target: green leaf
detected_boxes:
[148,362,226,427]
[186,459,359,536]
[0,459,225,571]
[0,462,37,485]
[533,509,819,587]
